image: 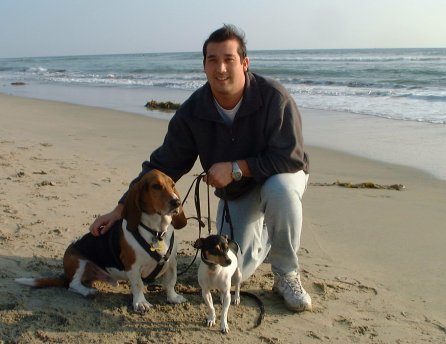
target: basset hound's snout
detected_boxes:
[169,197,182,215]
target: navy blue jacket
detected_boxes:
[121,72,308,201]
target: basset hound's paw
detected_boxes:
[133,300,152,313]
[167,292,187,304]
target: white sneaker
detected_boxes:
[273,271,312,312]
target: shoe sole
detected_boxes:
[273,287,312,312]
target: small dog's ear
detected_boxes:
[193,238,204,249]
[228,239,239,255]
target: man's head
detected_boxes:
[202,24,247,63]
[202,24,250,109]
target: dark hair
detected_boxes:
[202,24,247,63]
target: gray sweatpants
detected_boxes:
[217,171,309,281]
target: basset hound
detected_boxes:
[16,169,187,312]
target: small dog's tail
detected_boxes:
[15,276,68,288]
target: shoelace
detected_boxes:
[281,275,304,295]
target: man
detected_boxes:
[90,24,311,312]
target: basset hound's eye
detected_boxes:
[152,183,162,190]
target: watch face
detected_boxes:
[232,161,242,181]
[232,171,242,181]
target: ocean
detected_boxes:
[1,49,446,180]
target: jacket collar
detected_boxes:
[192,72,263,122]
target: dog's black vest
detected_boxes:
[74,220,124,271]
[74,220,173,283]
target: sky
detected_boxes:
[0,0,445,58]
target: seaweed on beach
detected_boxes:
[145,100,181,112]
[310,180,406,190]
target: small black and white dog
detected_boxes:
[193,235,242,333]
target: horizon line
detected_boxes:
[1,46,445,60]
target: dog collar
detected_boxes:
[139,222,166,241]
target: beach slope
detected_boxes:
[1,94,445,343]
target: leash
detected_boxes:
[181,171,211,234]
[219,199,235,242]
[177,172,264,328]
[178,172,241,274]
[239,291,265,328]
[181,172,237,242]
[177,172,211,276]
[219,188,241,254]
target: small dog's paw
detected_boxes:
[233,296,240,305]
[133,301,152,313]
[206,318,216,327]
[167,293,187,304]
[220,322,229,334]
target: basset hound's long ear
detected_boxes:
[171,205,187,229]
[122,179,145,231]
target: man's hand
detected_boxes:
[205,162,233,188]
[89,204,124,236]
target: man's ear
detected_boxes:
[243,56,250,72]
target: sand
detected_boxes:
[1,93,445,343]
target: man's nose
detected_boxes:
[216,61,227,73]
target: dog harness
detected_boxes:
[131,222,175,283]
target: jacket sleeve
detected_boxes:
[246,93,307,183]
[119,112,198,204]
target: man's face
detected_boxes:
[204,39,249,107]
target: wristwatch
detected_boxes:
[231,161,243,181]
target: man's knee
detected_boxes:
[262,171,308,203]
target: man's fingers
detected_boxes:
[89,217,105,236]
